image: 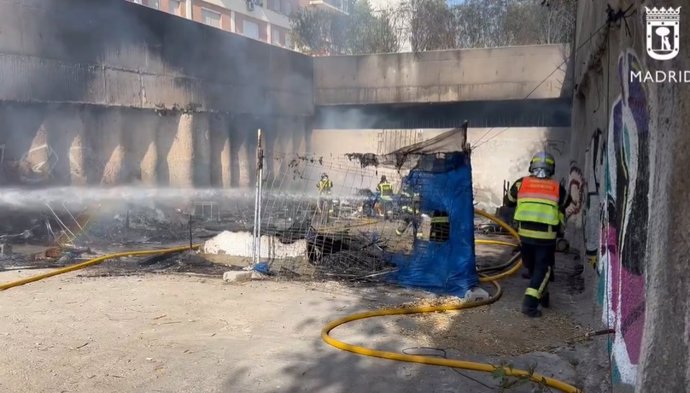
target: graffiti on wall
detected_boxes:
[596,49,650,385]
[583,128,604,266]
[565,162,584,221]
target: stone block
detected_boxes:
[464,286,490,302]
[223,271,252,283]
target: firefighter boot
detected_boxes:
[521,295,542,318]
[540,291,550,308]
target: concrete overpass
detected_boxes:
[313,45,572,128]
[0,0,571,192]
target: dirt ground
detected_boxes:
[0,243,604,393]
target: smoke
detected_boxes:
[0,0,315,190]
[0,187,251,210]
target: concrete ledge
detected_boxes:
[314,44,572,105]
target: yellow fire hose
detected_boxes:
[0,244,199,291]
[0,209,580,391]
[321,209,582,393]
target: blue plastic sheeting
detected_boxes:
[390,152,478,296]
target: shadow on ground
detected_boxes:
[220,237,603,393]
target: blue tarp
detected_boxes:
[390,152,478,296]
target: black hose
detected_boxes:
[476,252,521,274]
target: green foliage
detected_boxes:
[409,0,457,52]
[290,0,398,55]
[453,0,576,48]
[290,0,576,54]
[491,362,555,392]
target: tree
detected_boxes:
[408,0,456,52]
[453,0,576,48]
[347,0,398,54]
[291,0,576,55]
[532,0,576,45]
[453,0,512,48]
[290,0,399,55]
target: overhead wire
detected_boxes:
[471,19,612,151]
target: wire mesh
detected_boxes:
[255,152,413,282]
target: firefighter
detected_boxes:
[429,210,450,242]
[317,173,333,194]
[316,173,334,219]
[376,175,394,219]
[396,179,421,238]
[504,151,569,318]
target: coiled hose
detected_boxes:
[321,209,582,393]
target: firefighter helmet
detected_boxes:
[528,151,555,178]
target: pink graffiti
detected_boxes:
[601,226,645,364]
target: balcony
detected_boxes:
[308,0,348,15]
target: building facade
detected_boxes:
[129,0,299,48]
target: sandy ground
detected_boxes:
[0,247,601,393]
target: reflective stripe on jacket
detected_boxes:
[430,216,449,224]
[317,179,333,192]
[377,182,393,195]
[514,177,560,228]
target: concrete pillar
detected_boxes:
[0,104,47,185]
[302,116,313,154]
[193,113,211,187]
[99,110,125,186]
[66,109,87,185]
[155,114,178,186]
[139,135,158,185]
[68,131,87,185]
[230,115,257,189]
[30,106,86,186]
[210,114,232,188]
[259,117,275,180]
[237,137,252,188]
[167,113,195,187]
[124,110,159,185]
[21,124,50,184]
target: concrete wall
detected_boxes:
[567,1,690,391]
[314,45,572,105]
[310,127,570,210]
[0,0,313,187]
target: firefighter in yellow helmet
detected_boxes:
[316,173,334,220]
[376,175,394,219]
[504,152,570,318]
[317,173,333,194]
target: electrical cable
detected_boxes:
[401,347,495,391]
[472,20,611,151]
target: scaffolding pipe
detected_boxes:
[252,134,260,265]
[256,128,264,263]
[252,129,264,266]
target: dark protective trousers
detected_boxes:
[520,241,555,311]
[396,213,419,236]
